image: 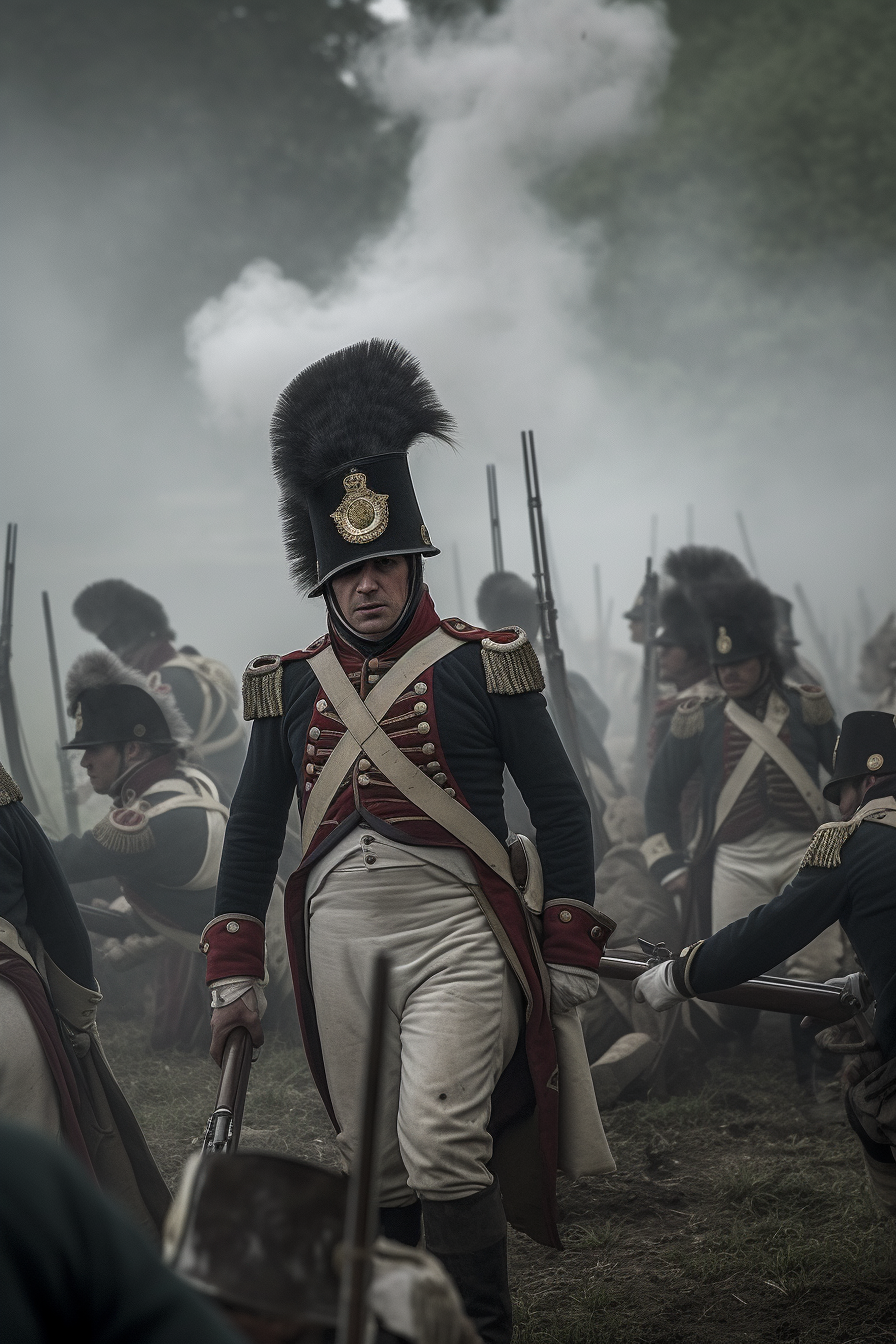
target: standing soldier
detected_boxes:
[52,651,229,1048]
[642,576,840,1066]
[72,580,246,798]
[203,339,615,1344]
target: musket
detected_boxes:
[630,556,659,799]
[521,431,610,863]
[202,1026,254,1155]
[794,582,844,707]
[76,902,138,939]
[42,591,79,835]
[0,524,39,812]
[486,463,505,573]
[600,942,853,1024]
[336,953,390,1344]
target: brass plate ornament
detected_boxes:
[715,625,732,655]
[867,753,884,772]
[330,472,389,545]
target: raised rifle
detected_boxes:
[202,1026,254,1155]
[486,463,505,573]
[600,941,853,1024]
[521,431,610,862]
[0,524,39,812]
[630,557,659,799]
[42,591,79,835]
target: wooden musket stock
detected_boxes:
[600,954,853,1024]
[203,1026,254,1155]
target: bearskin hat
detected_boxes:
[663,545,747,591]
[73,580,174,654]
[476,571,540,638]
[64,649,190,749]
[695,576,779,666]
[656,546,748,654]
[271,339,455,595]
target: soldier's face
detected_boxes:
[80,743,126,795]
[331,555,410,636]
[715,657,764,700]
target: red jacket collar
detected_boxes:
[282,589,443,668]
[114,752,179,805]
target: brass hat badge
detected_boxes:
[867,753,884,772]
[330,472,389,545]
[715,626,732,655]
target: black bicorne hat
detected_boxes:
[823,710,896,803]
[73,579,174,654]
[697,577,778,666]
[63,651,190,750]
[271,339,455,597]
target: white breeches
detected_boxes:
[307,829,522,1205]
[712,818,844,981]
[0,979,61,1138]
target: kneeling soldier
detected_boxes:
[634,710,896,1216]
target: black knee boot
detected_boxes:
[379,1201,422,1246]
[421,1184,512,1344]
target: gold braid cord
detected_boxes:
[671,697,705,739]
[798,684,834,725]
[799,818,860,870]
[92,810,156,856]
[0,762,23,807]
[242,655,284,720]
[480,629,545,695]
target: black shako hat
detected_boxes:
[63,650,190,750]
[271,339,455,597]
[823,710,896,803]
[73,579,174,654]
[697,576,778,666]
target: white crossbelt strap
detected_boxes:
[711,691,826,840]
[303,637,516,890]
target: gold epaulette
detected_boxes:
[480,628,545,695]
[0,762,23,806]
[92,808,156,856]
[671,697,705,739]
[797,684,834,726]
[799,818,860,870]
[242,654,284,720]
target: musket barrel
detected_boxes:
[203,1026,253,1155]
[42,591,79,835]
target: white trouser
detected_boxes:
[0,979,61,1138]
[712,818,844,981]
[307,828,522,1205]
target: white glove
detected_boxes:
[824,972,874,1013]
[370,1238,479,1344]
[632,960,687,1011]
[209,976,268,1018]
[547,964,601,1014]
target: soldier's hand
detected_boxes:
[632,961,687,1011]
[210,993,264,1067]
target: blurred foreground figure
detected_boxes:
[73,579,246,798]
[0,1122,240,1343]
[635,710,896,1217]
[0,761,169,1234]
[204,340,615,1344]
[859,612,896,712]
[643,577,841,1069]
[165,1148,478,1343]
[52,652,228,1048]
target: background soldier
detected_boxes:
[73,579,246,798]
[203,339,614,1344]
[633,709,896,1215]
[52,651,229,1048]
[0,759,169,1235]
[642,576,840,1068]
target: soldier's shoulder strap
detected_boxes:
[792,682,835,726]
[439,619,544,695]
[670,695,709,739]
[0,761,23,806]
[800,796,896,870]
[241,637,330,720]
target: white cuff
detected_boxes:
[209,977,267,1017]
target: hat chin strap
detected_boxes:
[324,554,424,658]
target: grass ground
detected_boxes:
[100,1013,896,1344]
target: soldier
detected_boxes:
[858,612,896,712]
[203,339,615,1344]
[773,594,826,688]
[73,580,246,798]
[51,651,230,1049]
[642,576,841,1062]
[633,710,896,1215]
[0,759,170,1235]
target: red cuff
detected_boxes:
[200,914,266,984]
[542,900,616,973]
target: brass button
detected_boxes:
[426,761,441,772]
[369,658,379,670]
[558,910,572,924]
[414,682,427,694]
[226,921,240,933]
[316,699,328,713]
[368,673,380,683]
[305,763,315,776]
[417,722,430,734]
[414,701,428,715]
[365,855,376,865]
[362,835,375,844]
[433,772,447,785]
[306,744,317,758]
[305,782,312,791]
[358,773,370,786]
[589,926,602,941]
[445,788,456,798]
[422,742,436,756]
[358,758,371,771]
[309,726,321,741]
[202,942,210,953]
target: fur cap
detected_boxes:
[663,546,747,591]
[695,577,778,665]
[73,580,174,653]
[476,571,540,637]
[66,649,191,747]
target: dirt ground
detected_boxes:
[100,1010,896,1344]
